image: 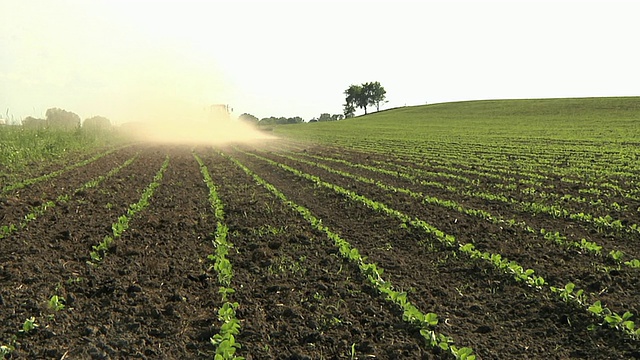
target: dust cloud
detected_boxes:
[119,105,276,145]
[105,50,276,146]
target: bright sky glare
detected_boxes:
[1,0,638,123]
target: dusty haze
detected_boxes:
[119,105,277,145]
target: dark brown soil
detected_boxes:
[1,143,639,359]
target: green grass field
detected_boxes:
[0,126,124,185]
[275,97,640,143]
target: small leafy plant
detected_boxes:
[48,295,65,312]
[20,317,38,333]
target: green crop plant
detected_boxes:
[19,317,38,333]
[0,344,14,359]
[551,283,586,306]
[574,238,602,255]
[211,302,245,360]
[609,250,624,264]
[624,259,640,268]
[219,287,235,302]
[587,301,640,338]
[450,346,477,360]
[48,295,65,312]
[0,224,17,239]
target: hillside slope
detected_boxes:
[274,97,640,143]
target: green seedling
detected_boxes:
[20,317,38,333]
[609,250,624,264]
[551,282,586,305]
[48,295,65,312]
[0,344,15,359]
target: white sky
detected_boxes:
[1,0,639,123]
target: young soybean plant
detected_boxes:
[48,295,65,312]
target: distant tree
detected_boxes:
[344,84,364,115]
[363,81,387,112]
[318,113,332,122]
[238,113,259,125]
[46,108,80,131]
[22,116,47,129]
[83,116,111,132]
[343,82,387,116]
[259,116,304,125]
[343,102,355,118]
[318,113,344,122]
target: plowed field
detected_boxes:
[1,142,639,359]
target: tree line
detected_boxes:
[238,113,344,125]
[21,108,111,132]
[238,81,387,125]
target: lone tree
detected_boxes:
[343,82,387,117]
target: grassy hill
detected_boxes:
[274,97,640,143]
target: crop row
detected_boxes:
[1,145,129,194]
[283,148,640,261]
[89,155,169,262]
[272,150,640,269]
[238,148,640,341]
[348,140,640,203]
[286,143,639,220]
[194,153,244,360]
[1,153,139,241]
[225,151,477,359]
[345,137,640,190]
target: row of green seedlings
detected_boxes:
[352,139,637,198]
[224,152,476,360]
[349,142,640,209]
[273,151,640,269]
[290,150,640,263]
[483,191,640,238]
[89,155,169,262]
[551,282,640,339]
[244,149,545,288]
[347,135,610,179]
[241,150,640,340]
[348,142,551,188]
[0,154,139,240]
[193,153,244,360]
[1,145,127,194]
[339,143,638,217]
[300,148,637,232]
[372,155,631,214]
